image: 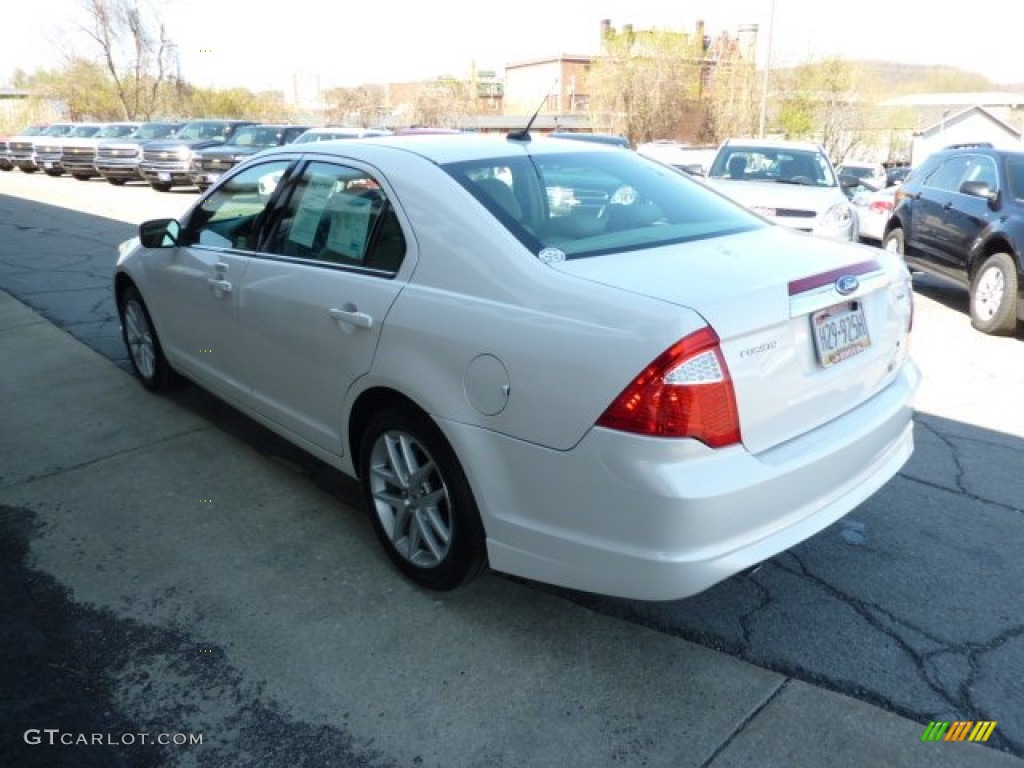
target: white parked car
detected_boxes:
[114,134,919,600]
[837,161,888,190]
[704,138,859,241]
[851,184,897,244]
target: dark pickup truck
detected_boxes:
[189,124,311,190]
[138,119,257,191]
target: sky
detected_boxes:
[4,0,1023,94]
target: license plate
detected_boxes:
[44,162,54,169]
[204,173,220,183]
[158,172,171,182]
[811,301,871,367]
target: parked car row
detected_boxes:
[0,120,395,192]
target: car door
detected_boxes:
[911,154,970,274]
[143,158,294,403]
[929,154,1000,279]
[237,158,410,455]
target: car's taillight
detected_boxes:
[869,199,894,214]
[596,327,741,448]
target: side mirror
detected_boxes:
[960,180,997,203]
[838,173,861,189]
[139,218,180,248]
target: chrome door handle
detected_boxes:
[207,278,232,293]
[329,307,373,329]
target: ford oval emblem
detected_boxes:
[835,275,860,295]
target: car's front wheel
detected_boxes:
[119,284,181,391]
[149,182,172,192]
[883,227,904,255]
[359,407,486,591]
[970,252,1019,335]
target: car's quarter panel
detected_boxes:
[440,356,918,600]
[348,149,707,452]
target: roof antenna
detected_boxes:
[508,77,559,142]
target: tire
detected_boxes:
[118,285,181,391]
[359,407,487,591]
[107,178,126,186]
[72,173,92,181]
[970,252,1019,335]
[882,227,904,256]
[43,169,63,177]
[20,167,38,174]
[149,182,172,192]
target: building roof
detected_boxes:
[915,105,1022,138]
[880,91,1024,108]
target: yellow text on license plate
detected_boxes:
[812,301,871,367]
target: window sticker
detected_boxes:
[324,193,373,260]
[288,176,334,249]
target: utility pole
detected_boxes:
[757,0,776,138]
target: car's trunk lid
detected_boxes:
[549,228,911,454]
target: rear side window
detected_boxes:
[265,161,406,274]
[1007,157,1024,200]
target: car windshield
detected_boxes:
[443,150,763,260]
[20,125,48,136]
[96,124,137,138]
[226,126,283,146]
[708,147,837,187]
[838,165,875,180]
[69,126,102,138]
[178,123,229,141]
[43,124,75,137]
[134,123,180,140]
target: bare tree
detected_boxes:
[78,0,173,120]
[324,85,387,126]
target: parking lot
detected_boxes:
[1,169,1023,766]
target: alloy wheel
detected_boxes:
[123,299,156,380]
[974,266,1005,322]
[368,430,452,568]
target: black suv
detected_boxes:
[883,143,1024,335]
[189,123,311,191]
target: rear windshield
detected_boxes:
[442,151,763,260]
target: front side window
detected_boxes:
[181,160,293,250]
[924,155,971,193]
[445,150,763,260]
[961,155,998,190]
[266,161,406,274]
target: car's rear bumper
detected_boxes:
[446,360,920,601]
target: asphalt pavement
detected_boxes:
[2,291,1022,767]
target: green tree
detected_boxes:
[588,25,709,144]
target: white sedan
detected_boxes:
[114,133,919,600]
